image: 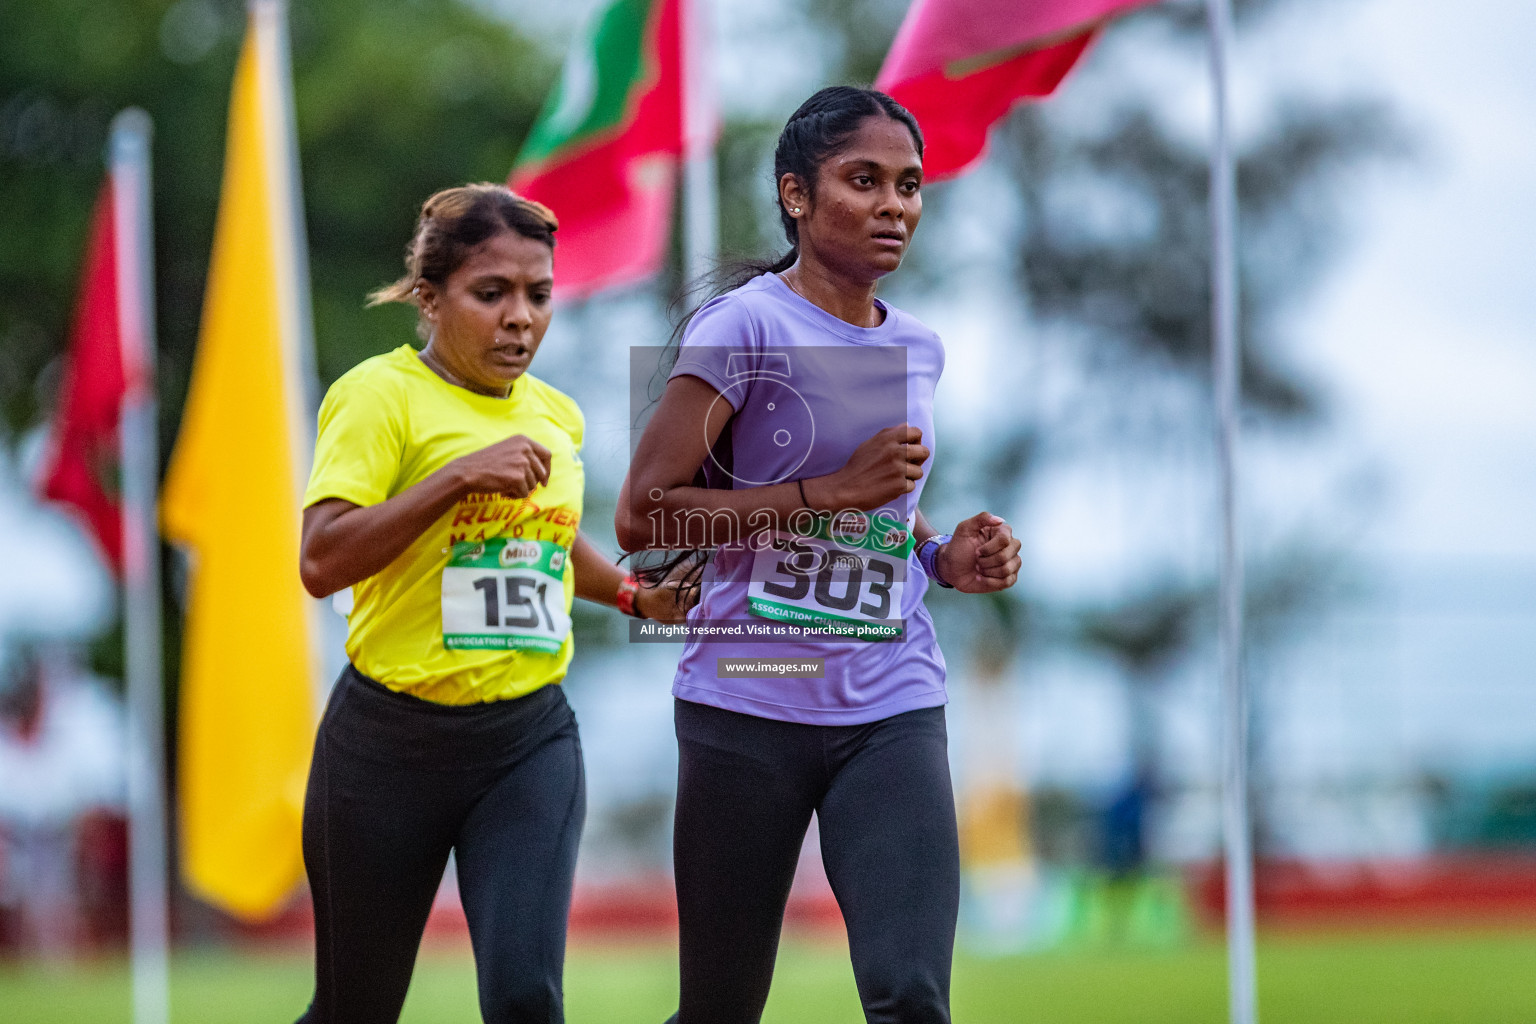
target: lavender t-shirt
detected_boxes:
[667,273,947,725]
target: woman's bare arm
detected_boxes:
[570,531,693,622]
[616,374,929,551]
[300,434,552,597]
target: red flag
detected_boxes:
[510,0,686,298]
[876,0,1158,179]
[37,182,139,575]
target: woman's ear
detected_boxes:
[779,172,810,219]
[415,280,439,322]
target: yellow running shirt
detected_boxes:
[303,344,585,705]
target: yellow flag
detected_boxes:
[161,3,318,922]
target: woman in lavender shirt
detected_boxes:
[618,86,1022,1024]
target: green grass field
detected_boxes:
[4,929,1535,1022]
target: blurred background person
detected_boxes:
[0,644,126,961]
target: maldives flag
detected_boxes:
[876,0,1158,180]
[511,0,686,299]
[37,182,145,575]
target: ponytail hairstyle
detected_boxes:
[632,88,923,593]
[368,182,559,339]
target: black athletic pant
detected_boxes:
[669,699,960,1024]
[296,665,585,1024]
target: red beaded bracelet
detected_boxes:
[616,574,642,617]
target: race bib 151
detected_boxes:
[442,538,571,653]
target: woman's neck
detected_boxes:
[418,343,512,398]
[780,258,884,329]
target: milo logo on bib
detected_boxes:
[746,510,913,641]
[499,541,543,566]
[829,511,869,546]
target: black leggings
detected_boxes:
[296,665,585,1024]
[670,699,960,1024]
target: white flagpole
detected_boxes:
[252,0,319,420]
[680,0,719,287]
[112,107,170,1024]
[1204,1,1258,1022]
[251,0,330,692]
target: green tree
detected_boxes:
[1,0,555,446]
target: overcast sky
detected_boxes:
[1282,0,1536,564]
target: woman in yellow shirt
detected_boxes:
[295,183,682,1024]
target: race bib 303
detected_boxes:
[746,512,913,641]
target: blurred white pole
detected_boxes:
[1204,1,1257,1023]
[112,107,170,1024]
[253,0,331,693]
[254,0,319,421]
[681,0,719,287]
